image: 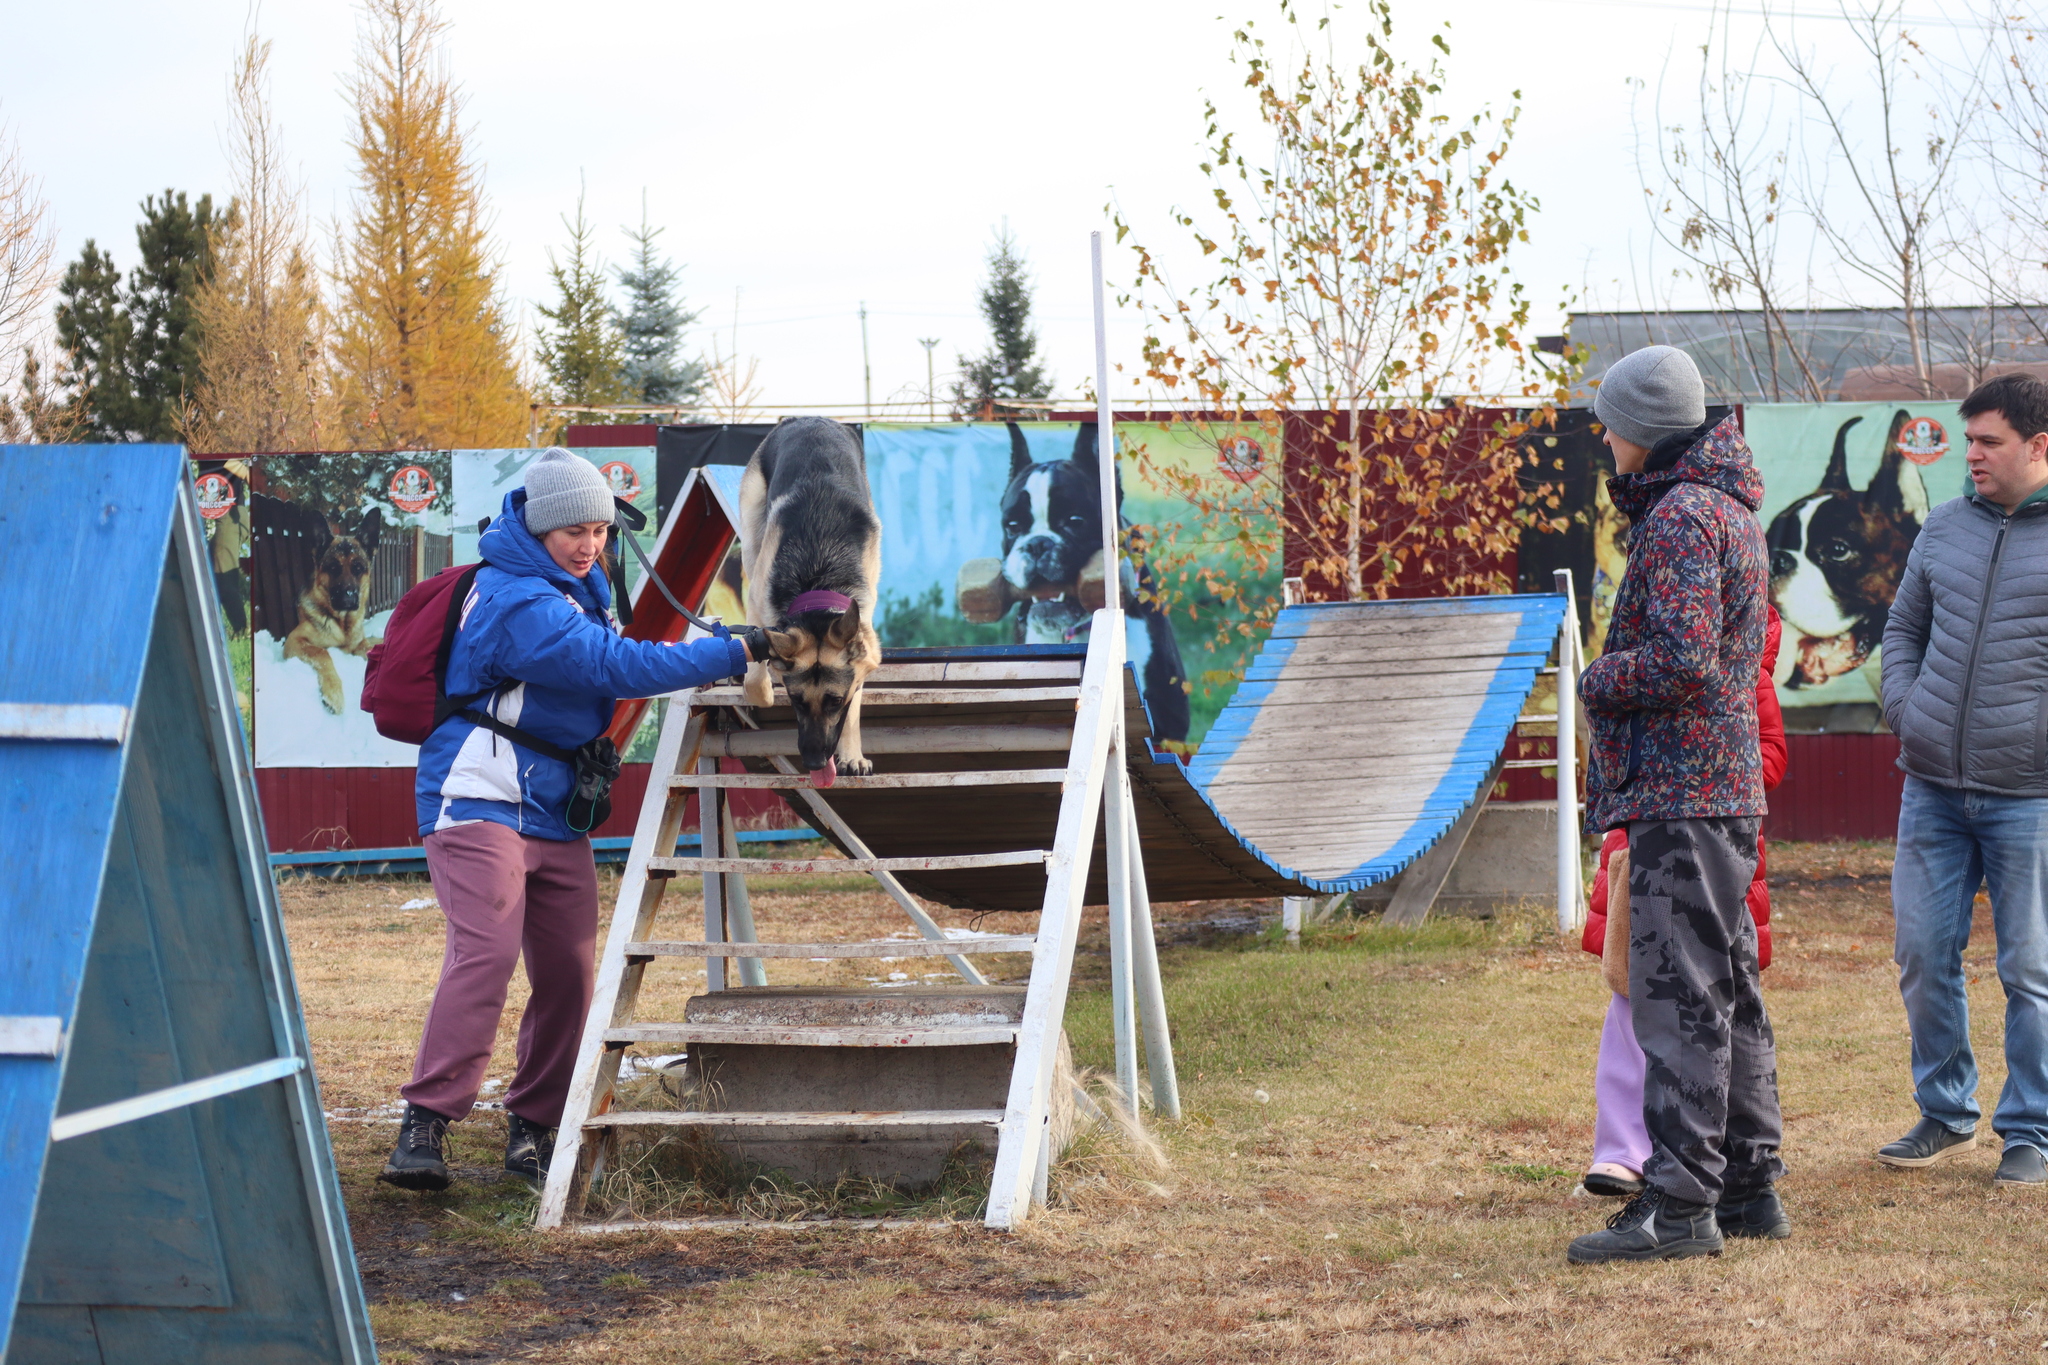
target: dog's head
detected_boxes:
[1767,411,1927,643]
[762,602,880,775]
[311,508,383,615]
[999,423,1114,597]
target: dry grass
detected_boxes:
[289,840,2048,1364]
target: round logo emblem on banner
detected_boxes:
[389,464,438,513]
[1896,417,1950,466]
[194,471,236,520]
[599,460,643,501]
[1217,436,1264,484]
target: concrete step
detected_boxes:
[583,1109,1004,1130]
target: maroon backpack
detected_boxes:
[360,563,482,744]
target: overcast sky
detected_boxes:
[5,0,1996,412]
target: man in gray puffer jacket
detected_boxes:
[1880,373,2048,1187]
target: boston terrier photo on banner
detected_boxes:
[998,421,1192,743]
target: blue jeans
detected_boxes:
[1894,776,2048,1150]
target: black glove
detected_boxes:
[732,624,771,667]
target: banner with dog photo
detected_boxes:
[249,452,454,768]
[450,447,658,590]
[859,421,1277,749]
[1743,402,1959,721]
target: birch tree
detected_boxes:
[1115,0,1561,607]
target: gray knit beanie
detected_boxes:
[1593,345,1708,449]
[523,448,615,534]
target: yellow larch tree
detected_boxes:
[330,0,527,450]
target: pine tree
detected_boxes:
[331,0,527,449]
[124,190,220,441]
[187,29,334,454]
[535,191,627,429]
[952,224,1051,417]
[614,198,705,407]
[53,240,134,439]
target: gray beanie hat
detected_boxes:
[523,447,615,535]
[1593,345,1708,449]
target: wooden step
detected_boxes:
[695,685,1078,708]
[583,1108,1004,1129]
[668,769,1065,791]
[704,724,1074,757]
[626,936,1036,959]
[646,849,1049,876]
[869,661,1080,684]
[603,1023,1019,1047]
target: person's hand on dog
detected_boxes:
[733,624,770,664]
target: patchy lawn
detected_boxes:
[288,841,2048,1364]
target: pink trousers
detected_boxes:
[400,822,598,1127]
[1593,992,1654,1172]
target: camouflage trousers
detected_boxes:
[1627,817,1785,1205]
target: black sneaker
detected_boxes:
[1875,1117,1976,1169]
[1994,1144,2047,1187]
[1567,1188,1723,1264]
[378,1103,454,1191]
[505,1112,555,1188]
[1716,1185,1791,1239]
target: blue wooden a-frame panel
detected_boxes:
[0,449,375,1363]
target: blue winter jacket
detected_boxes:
[414,490,748,840]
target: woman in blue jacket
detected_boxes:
[381,449,754,1192]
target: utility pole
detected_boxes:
[918,338,940,421]
[860,302,872,418]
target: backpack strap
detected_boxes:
[427,563,586,763]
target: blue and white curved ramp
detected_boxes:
[1180,594,1569,894]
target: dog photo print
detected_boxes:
[1743,402,1949,716]
[860,421,1275,747]
[249,451,454,767]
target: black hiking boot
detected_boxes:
[1567,1188,1723,1264]
[1716,1185,1791,1240]
[1875,1117,1976,1169]
[378,1103,454,1192]
[505,1112,555,1189]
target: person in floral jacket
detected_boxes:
[1565,345,1783,1265]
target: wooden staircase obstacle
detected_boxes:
[537,617,1183,1232]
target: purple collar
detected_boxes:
[788,590,854,616]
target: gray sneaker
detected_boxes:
[1567,1188,1723,1264]
[1875,1118,1976,1169]
[1995,1144,2047,1187]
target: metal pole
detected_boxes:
[1089,231,1121,614]
[860,302,872,419]
[1553,568,1582,935]
[1105,716,1138,1108]
[721,801,766,988]
[1123,767,1181,1119]
[700,757,726,991]
[919,338,939,421]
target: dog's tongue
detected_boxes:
[809,758,837,789]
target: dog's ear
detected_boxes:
[1822,416,1862,493]
[765,628,804,661]
[1868,413,1931,523]
[825,603,861,650]
[357,506,382,559]
[1071,422,1099,476]
[1008,422,1034,480]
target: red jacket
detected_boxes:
[1583,607,1784,968]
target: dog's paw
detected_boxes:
[319,685,344,716]
[836,754,874,778]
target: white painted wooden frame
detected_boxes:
[984,610,1123,1230]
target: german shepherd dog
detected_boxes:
[999,422,1192,743]
[284,508,385,715]
[740,417,882,785]
[1766,410,1928,688]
